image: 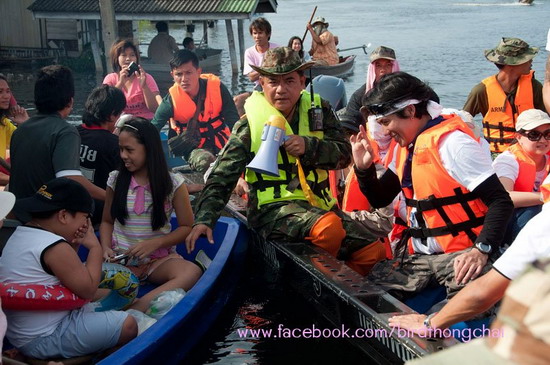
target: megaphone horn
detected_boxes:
[246,115,287,177]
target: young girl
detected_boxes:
[493,109,550,244]
[287,36,311,62]
[100,117,202,313]
[103,39,162,120]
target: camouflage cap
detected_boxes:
[370,46,396,63]
[250,47,317,76]
[311,16,329,26]
[484,37,539,65]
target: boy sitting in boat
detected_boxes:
[0,178,137,360]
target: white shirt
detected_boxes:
[389,129,495,254]
[493,150,548,192]
[493,207,550,280]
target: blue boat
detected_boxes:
[97,216,248,364]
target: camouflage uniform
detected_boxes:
[408,258,550,364]
[194,95,380,260]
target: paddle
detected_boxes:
[337,43,372,55]
[301,6,318,44]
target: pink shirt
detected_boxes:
[103,73,160,120]
[243,42,279,85]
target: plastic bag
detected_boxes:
[126,309,157,335]
[146,288,186,320]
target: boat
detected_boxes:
[309,55,356,79]
[518,0,533,4]
[224,195,471,364]
[95,215,248,364]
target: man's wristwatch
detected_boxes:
[474,242,492,255]
[423,312,438,330]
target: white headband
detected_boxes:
[373,99,443,120]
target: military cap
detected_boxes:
[484,37,538,65]
[250,47,316,76]
[370,46,396,63]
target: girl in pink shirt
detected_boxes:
[100,117,201,312]
[103,40,162,120]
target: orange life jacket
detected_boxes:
[169,74,230,154]
[507,143,550,192]
[541,183,550,203]
[394,115,488,254]
[481,71,534,153]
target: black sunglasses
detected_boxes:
[519,129,550,142]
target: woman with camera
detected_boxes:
[103,39,162,120]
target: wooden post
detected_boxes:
[99,0,117,73]
[225,19,238,75]
[87,20,104,75]
[202,21,208,45]
[237,19,245,72]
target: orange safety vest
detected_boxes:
[481,71,534,153]
[394,115,488,254]
[169,74,230,154]
[506,143,550,192]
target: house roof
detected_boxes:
[28,0,277,21]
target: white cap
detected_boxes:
[0,191,15,220]
[516,109,550,131]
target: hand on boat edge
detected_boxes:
[186,224,214,254]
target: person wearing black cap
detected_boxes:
[0,178,137,359]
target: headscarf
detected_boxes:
[365,60,401,93]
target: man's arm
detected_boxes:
[463,82,488,117]
[150,94,174,132]
[220,83,240,129]
[543,54,550,112]
[300,102,352,170]
[193,118,252,228]
[389,269,510,332]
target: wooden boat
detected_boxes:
[96,216,248,364]
[519,0,533,4]
[309,55,356,79]
[224,195,465,364]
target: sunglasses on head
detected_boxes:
[519,129,550,142]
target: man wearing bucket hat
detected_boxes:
[187,47,386,276]
[307,16,339,66]
[463,37,546,154]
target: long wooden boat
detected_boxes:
[96,216,248,364]
[309,55,356,79]
[224,195,461,364]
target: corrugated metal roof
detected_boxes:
[28,0,265,15]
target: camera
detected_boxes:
[127,61,140,75]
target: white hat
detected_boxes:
[0,191,15,220]
[515,109,550,131]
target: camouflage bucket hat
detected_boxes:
[311,16,329,26]
[370,46,396,62]
[484,37,539,65]
[250,47,317,76]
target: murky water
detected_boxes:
[2,0,549,363]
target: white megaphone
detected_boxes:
[246,115,287,177]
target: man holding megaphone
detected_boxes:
[186,47,385,276]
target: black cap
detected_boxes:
[14,178,94,222]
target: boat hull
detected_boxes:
[224,196,459,364]
[309,55,356,78]
[97,216,248,365]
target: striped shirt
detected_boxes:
[107,171,185,262]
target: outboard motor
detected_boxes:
[308,75,347,110]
